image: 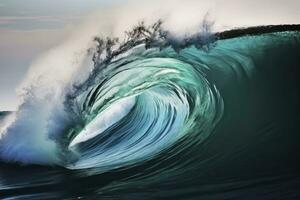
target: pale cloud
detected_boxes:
[0,15,83,30]
[0,15,81,21]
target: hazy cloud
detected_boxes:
[0,16,82,30]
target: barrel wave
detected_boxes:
[65,32,224,170]
[0,23,300,199]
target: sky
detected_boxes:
[0,0,299,111]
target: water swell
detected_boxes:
[0,23,300,199]
[64,24,300,171]
[0,23,300,175]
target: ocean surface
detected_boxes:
[0,24,300,199]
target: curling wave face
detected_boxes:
[64,29,300,172]
[0,23,300,176]
[65,46,223,170]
